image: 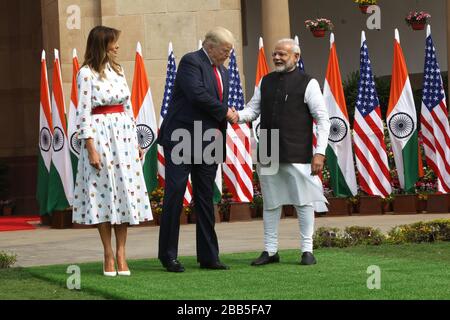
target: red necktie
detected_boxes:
[213,65,223,102]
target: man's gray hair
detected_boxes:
[203,27,235,47]
[276,38,301,55]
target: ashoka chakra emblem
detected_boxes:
[328,117,348,143]
[254,122,261,141]
[137,124,154,149]
[70,132,81,155]
[40,127,52,152]
[388,112,414,139]
[52,127,65,152]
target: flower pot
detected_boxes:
[417,198,427,213]
[382,201,393,214]
[359,5,370,14]
[40,214,52,226]
[250,206,263,219]
[2,206,13,216]
[180,208,190,225]
[213,204,221,223]
[410,22,426,30]
[282,205,296,218]
[51,209,73,229]
[426,193,450,213]
[326,197,350,216]
[229,202,252,222]
[311,29,326,38]
[355,196,383,215]
[393,194,418,215]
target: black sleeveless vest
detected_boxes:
[260,70,313,163]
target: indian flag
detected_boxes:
[131,42,158,193]
[387,29,423,193]
[324,33,357,197]
[47,49,74,212]
[252,37,269,142]
[37,50,53,215]
[67,49,80,181]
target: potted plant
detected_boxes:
[250,172,263,218]
[150,186,165,226]
[304,18,333,38]
[354,0,377,14]
[1,199,15,216]
[405,11,431,30]
[250,192,263,219]
[0,160,8,216]
[217,187,233,222]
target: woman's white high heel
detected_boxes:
[103,262,117,277]
[117,270,131,276]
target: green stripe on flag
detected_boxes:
[326,145,353,197]
[213,184,222,204]
[70,152,78,185]
[36,154,50,215]
[402,129,420,193]
[143,144,158,194]
[47,162,70,212]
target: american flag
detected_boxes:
[223,49,253,202]
[420,27,450,193]
[295,36,318,152]
[294,35,305,72]
[353,32,392,197]
[157,42,193,205]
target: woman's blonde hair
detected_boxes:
[82,25,122,78]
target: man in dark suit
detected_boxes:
[157,27,238,272]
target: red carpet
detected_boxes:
[0,215,41,232]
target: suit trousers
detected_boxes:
[158,147,220,264]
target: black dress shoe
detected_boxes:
[251,251,280,266]
[200,261,229,270]
[163,259,185,272]
[300,252,317,265]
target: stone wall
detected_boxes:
[56,0,244,122]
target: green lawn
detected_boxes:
[2,243,450,300]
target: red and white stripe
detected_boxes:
[353,32,392,197]
[353,108,392,197]
[421,101,450,192]
[223,123,253,202]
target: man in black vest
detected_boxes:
[158,27,238,272]
[234,38,330,266]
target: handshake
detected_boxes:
[226,107,239,124]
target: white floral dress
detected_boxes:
[72,64,153,225]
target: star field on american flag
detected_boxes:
[161,49,176,118]
[298,58,305,71]
[227,49,245,111]
[423,36,446,112]
[356,41,379,117]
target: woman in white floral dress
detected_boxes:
[72,26,152,276]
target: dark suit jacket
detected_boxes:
[158,49,229,162]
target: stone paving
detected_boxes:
[0,213,449,267]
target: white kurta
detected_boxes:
[72,65,153,225]
[238,75,331,211]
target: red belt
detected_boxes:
[92,104,124,115]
